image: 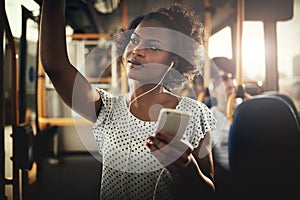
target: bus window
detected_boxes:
[277,0,300,111]
[208,0,300,114]
[209,22,266,87]
[208,26,232,59]
[242,22,265,82]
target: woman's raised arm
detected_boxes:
[39,0,101,122]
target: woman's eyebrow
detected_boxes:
[133,32,164,45]
[146,39,164,45]
[132,32,140,38]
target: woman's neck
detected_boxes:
[129,83,162,98]
[127,85,180,121]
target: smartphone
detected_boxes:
[156,108,191,138]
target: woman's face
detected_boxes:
[123,19,175,84]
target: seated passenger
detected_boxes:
[210,68,236,195]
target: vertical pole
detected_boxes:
[121,0,128,93]
[236,0,245,86]
[264,21,278,91]
[121,0,128,30]
[19,6,30,124]
[203,0,212,88]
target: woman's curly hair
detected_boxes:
[116,3,206,90]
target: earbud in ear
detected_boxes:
[167,61,175,71]
[170,61,175,67]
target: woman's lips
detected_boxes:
[128,59,143,69]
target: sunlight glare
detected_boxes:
[242,22,266,81]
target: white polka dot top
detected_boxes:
[93,89,216,200]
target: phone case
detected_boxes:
[156,108,191,138]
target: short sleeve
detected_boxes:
[200,103,217,134]
[92,88,114,156]
[179,97,217,149]
[94,88,114,124]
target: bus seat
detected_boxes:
[228,96,300,197]
[269,93,300,125]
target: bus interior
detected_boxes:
[1,0,300,199]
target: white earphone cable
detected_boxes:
[152,168,166,200]
[128,61,174,110]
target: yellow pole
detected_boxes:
[236,0,245,86]
[226,0,245,123]
[203,0,212,88]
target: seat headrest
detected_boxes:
[228,96,300,193]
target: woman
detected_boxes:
[40,0,216,199]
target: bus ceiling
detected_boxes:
[33,0,293,34]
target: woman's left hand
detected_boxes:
[146,131,194,173]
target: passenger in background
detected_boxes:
[209,57,236,195]
[40,0,216,199]
[192,74,210,103]
[176,74,207,102]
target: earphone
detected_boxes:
[121,61,175,199]
[128,60,175,110]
